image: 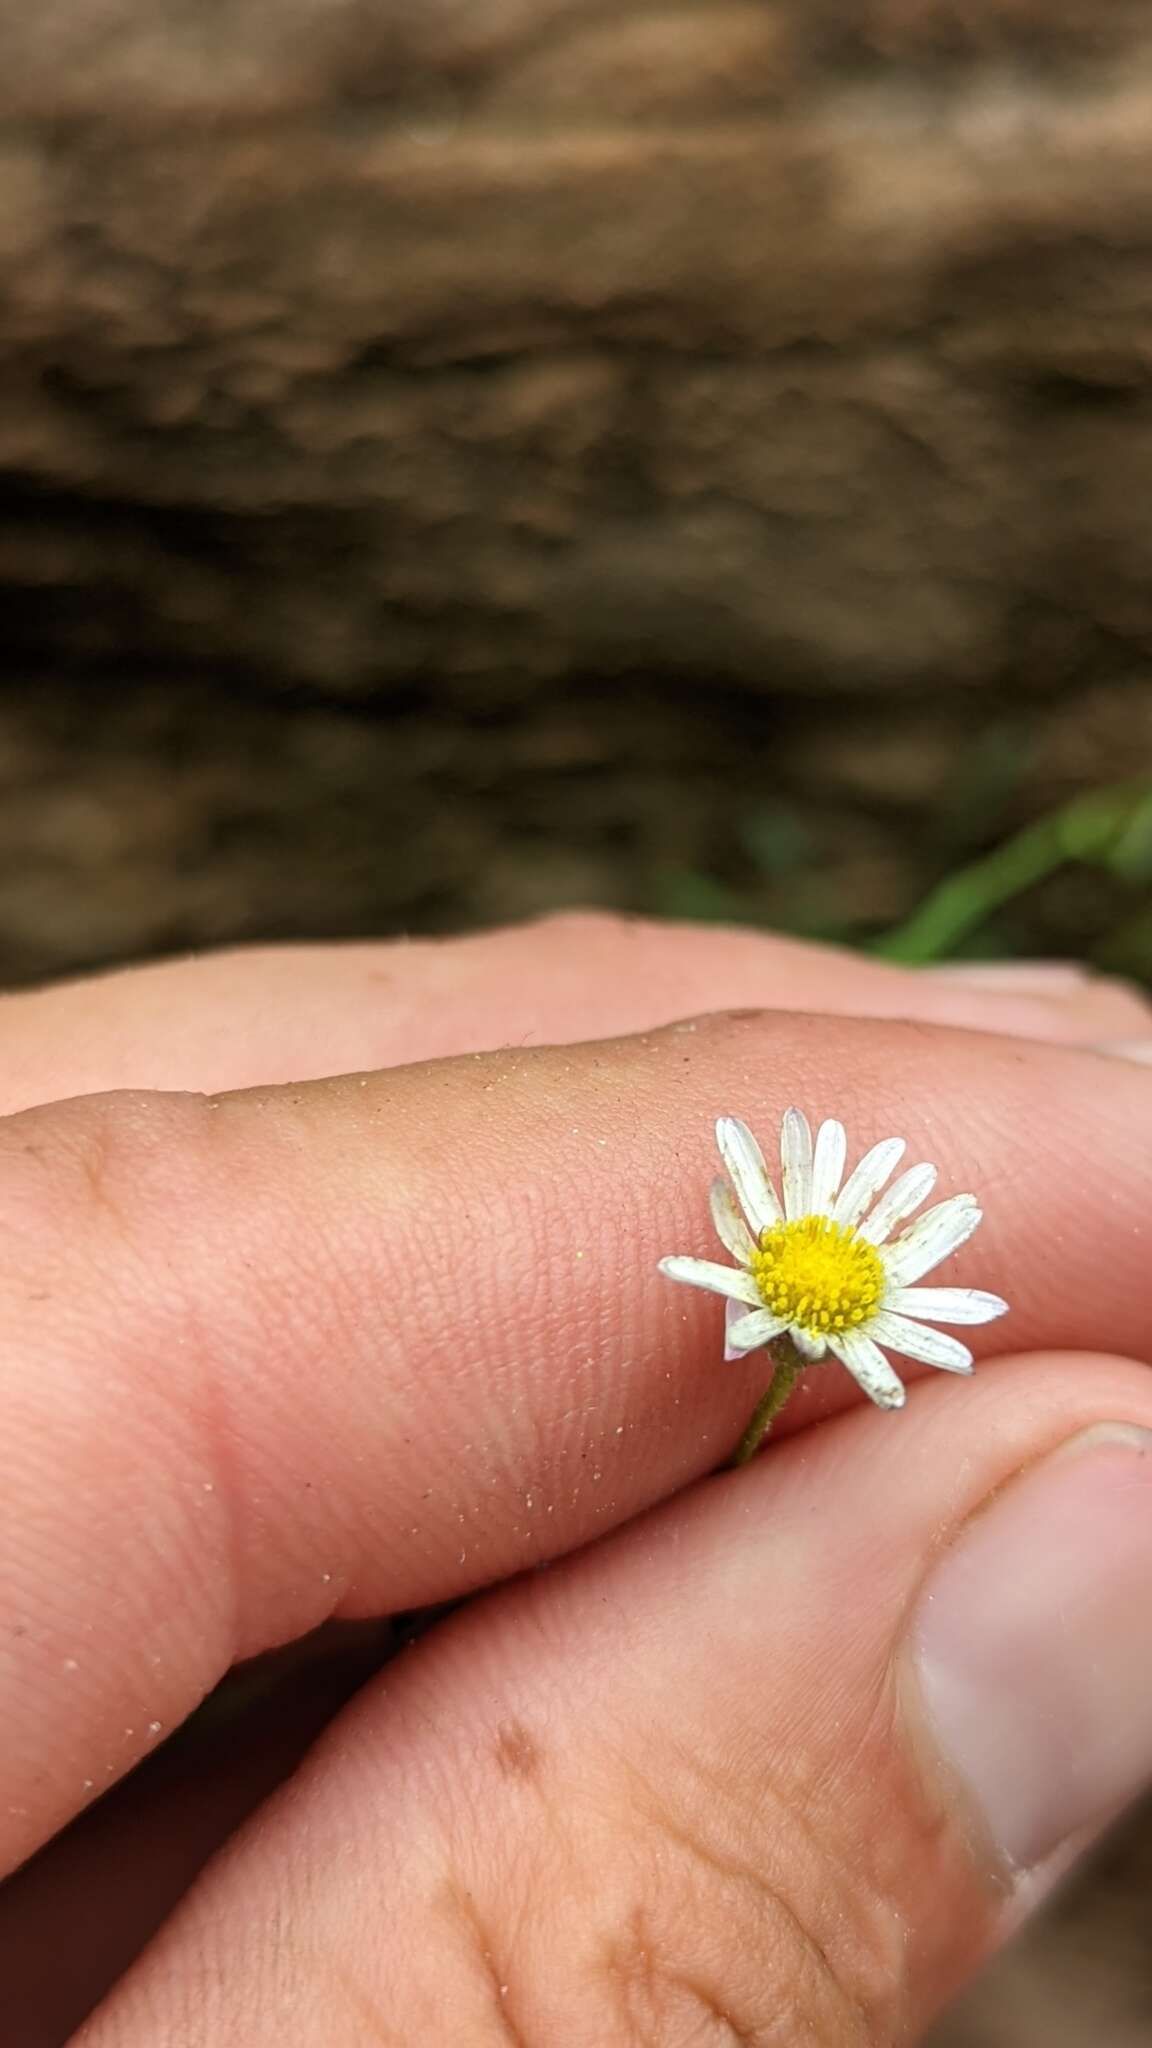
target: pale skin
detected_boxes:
[2,913,1152,2044]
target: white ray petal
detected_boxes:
[809,1119,847,1217]
[715,1118,782,1237]
[883,1196,982,1285]
[780,1107,813,1220]
[869,1310,974,1374]
[724,1295,753,1359]
[827,1329,907,1409]
[789,1326,827,1362]
[725,1306,788,1355]
[832,1136,906,1229]
[658,1256,762,1305]
[709,1177,755,1265]
[886,1286,1008,1326]
[857,1161,938,1246]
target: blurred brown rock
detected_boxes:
[3,0,1152,695]
[0,2,1146,994]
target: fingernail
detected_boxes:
[926,961,1087,993]
[914,1424,1152,1873]
[1094,1039,1152,1066]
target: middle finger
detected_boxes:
[0,916,1146,1110]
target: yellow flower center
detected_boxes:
[750,1216,885,1337]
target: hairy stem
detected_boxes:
[730,1341,804,1466]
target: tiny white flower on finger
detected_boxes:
[659,1109,1008,1414]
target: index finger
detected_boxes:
[1,1009,1148,1873]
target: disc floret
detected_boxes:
[749,1216,885,1338]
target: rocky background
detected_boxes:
[0,0,1150,983]
[0,2,1150,2039]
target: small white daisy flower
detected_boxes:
[659,1109,1008,1412]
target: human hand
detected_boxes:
[3,916,1152,2045]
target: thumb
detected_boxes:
[78,1350,1152,2044]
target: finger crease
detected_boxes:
[626,1795,880,2048]
[620,1907,758,2047]
[299,1944,408,2047]
[446,1880,534,2048]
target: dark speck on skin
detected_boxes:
[494,1720,542,1782]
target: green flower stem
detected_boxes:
[731,1339,804,1466]
[873,781,1152,966]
